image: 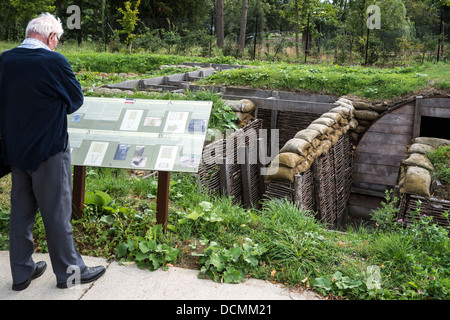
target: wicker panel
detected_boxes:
[332,134,353,222]
[399,194,450,228]
[198,120,264,206]
[313,150,337,226]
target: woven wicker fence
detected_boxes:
[264,133,353,228]
[398,194,450,229]
[198,119,264,208]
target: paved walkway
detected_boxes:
[0,251,320,300]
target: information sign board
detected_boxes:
[68,97,213,173]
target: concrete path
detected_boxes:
[0,251,320,301]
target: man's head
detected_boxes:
[25,13,64,51]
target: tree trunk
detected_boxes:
[239,0,249,53]
[295,0,299,58]
[216,0,224,48]
[437,8,444,62]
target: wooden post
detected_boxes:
[240,146,253,208]
[219,157,231,197]
[156,171,171,231]
[413,96,423,139]
[72,165,86,220]
[257,137,267,195]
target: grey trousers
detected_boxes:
[9,145,85,284]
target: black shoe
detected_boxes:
[57,265,106,289]
[12,261,47,291]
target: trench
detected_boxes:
[101,63,450,229]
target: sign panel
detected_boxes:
[68,97,213,173]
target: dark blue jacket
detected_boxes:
[0,48,83,171]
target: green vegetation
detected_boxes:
[2,41,448,100]
[1,170,449,299]
[427,145,450,199]
[201,61,450,99]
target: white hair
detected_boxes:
[25,13,64,39]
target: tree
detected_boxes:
[117,0,141,53]
[9,0,56,24]
[239,0,249,52]
[216,0,224,48]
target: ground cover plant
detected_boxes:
[426,145,450,200]
[1,169,449,300]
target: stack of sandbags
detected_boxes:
[344,97,390,144]
[266,97,357,183]
[225,99,256,128]
[398,137,450,198]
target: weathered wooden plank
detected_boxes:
[421,97,450,109]
[253,98,335,114]
[354,162,399,177]
[375,113,414,125]
[367,122,413,136]
[421,107,450,118]
[354,152,405,167]
[353,171,398,186]
[356,142,408,157]
[356,132,412,145]
[391,103,415,115]
[349,193,384,208]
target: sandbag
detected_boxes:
[240,99,256,113]
[320,140,332,156]
[307,123,333,135]
[349,118,359,129]
[329,106,351,119]
[407,143,435,155]
[329,132,339,144]
[412,137,450,148]
[312,117,336,127]
[338,118,349,126]
[336,101,356,114]
[354,110,379,121]
[321,112,342,122]
[272,152,305,168]
[352,101,372,110]
[336,98,353,106]
[402,153,434,171]
[279,138,311,156]
[265,165,297,183]
[400,166,431,198]
[294,129,321,144]
[297,158,313,173]
[310,146,323,159]
[226,99,256,113]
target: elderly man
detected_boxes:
[0,13,105,290]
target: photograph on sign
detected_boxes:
[83,141,109,166]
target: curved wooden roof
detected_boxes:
[353,95,450,193]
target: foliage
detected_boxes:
[115,237,179,271]
[198,239,266,283]
[116,0,141,53]
[370,190,400,231]
[427,145,450,185]
[1,170,449,299]
[201,61,450,99]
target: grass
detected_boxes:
[200,61,450,100]
[2,40,448,100]
[427,145,450,200]
[0,170,449,300]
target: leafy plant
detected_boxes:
[115,237,179,271]
[313,271,364,296]
[198,239,266,284]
